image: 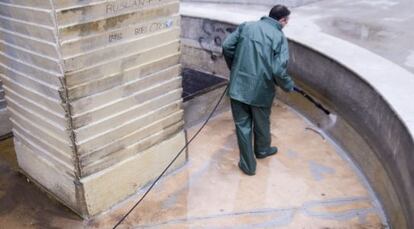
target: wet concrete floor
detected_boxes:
[0,137,82,228]
[0,102,387,228]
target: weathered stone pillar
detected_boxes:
[0,0,185,217]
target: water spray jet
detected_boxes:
[293,86,337,130]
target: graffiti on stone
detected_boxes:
[198,20,236,61]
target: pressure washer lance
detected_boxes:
[293,86,337,130]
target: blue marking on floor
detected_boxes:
[309,160,335,181]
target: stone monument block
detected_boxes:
[0,0,185,217]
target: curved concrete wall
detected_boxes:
[180,13,414,228]
[282,40,413,229]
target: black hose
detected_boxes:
[293,86,331,115]
[112,84,229,228]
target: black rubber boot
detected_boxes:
[256,146,278,159]
[238,162,255,176]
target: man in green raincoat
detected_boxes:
[222,5,295,175]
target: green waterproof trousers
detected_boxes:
[230,99,274,175]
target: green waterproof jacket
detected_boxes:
[222,16,294,107]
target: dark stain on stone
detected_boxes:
[103,13,134,30]
[59,6,85,16]
[64,21,101,37]
[80,12,133,34]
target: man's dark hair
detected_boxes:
[269,5,290,20]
